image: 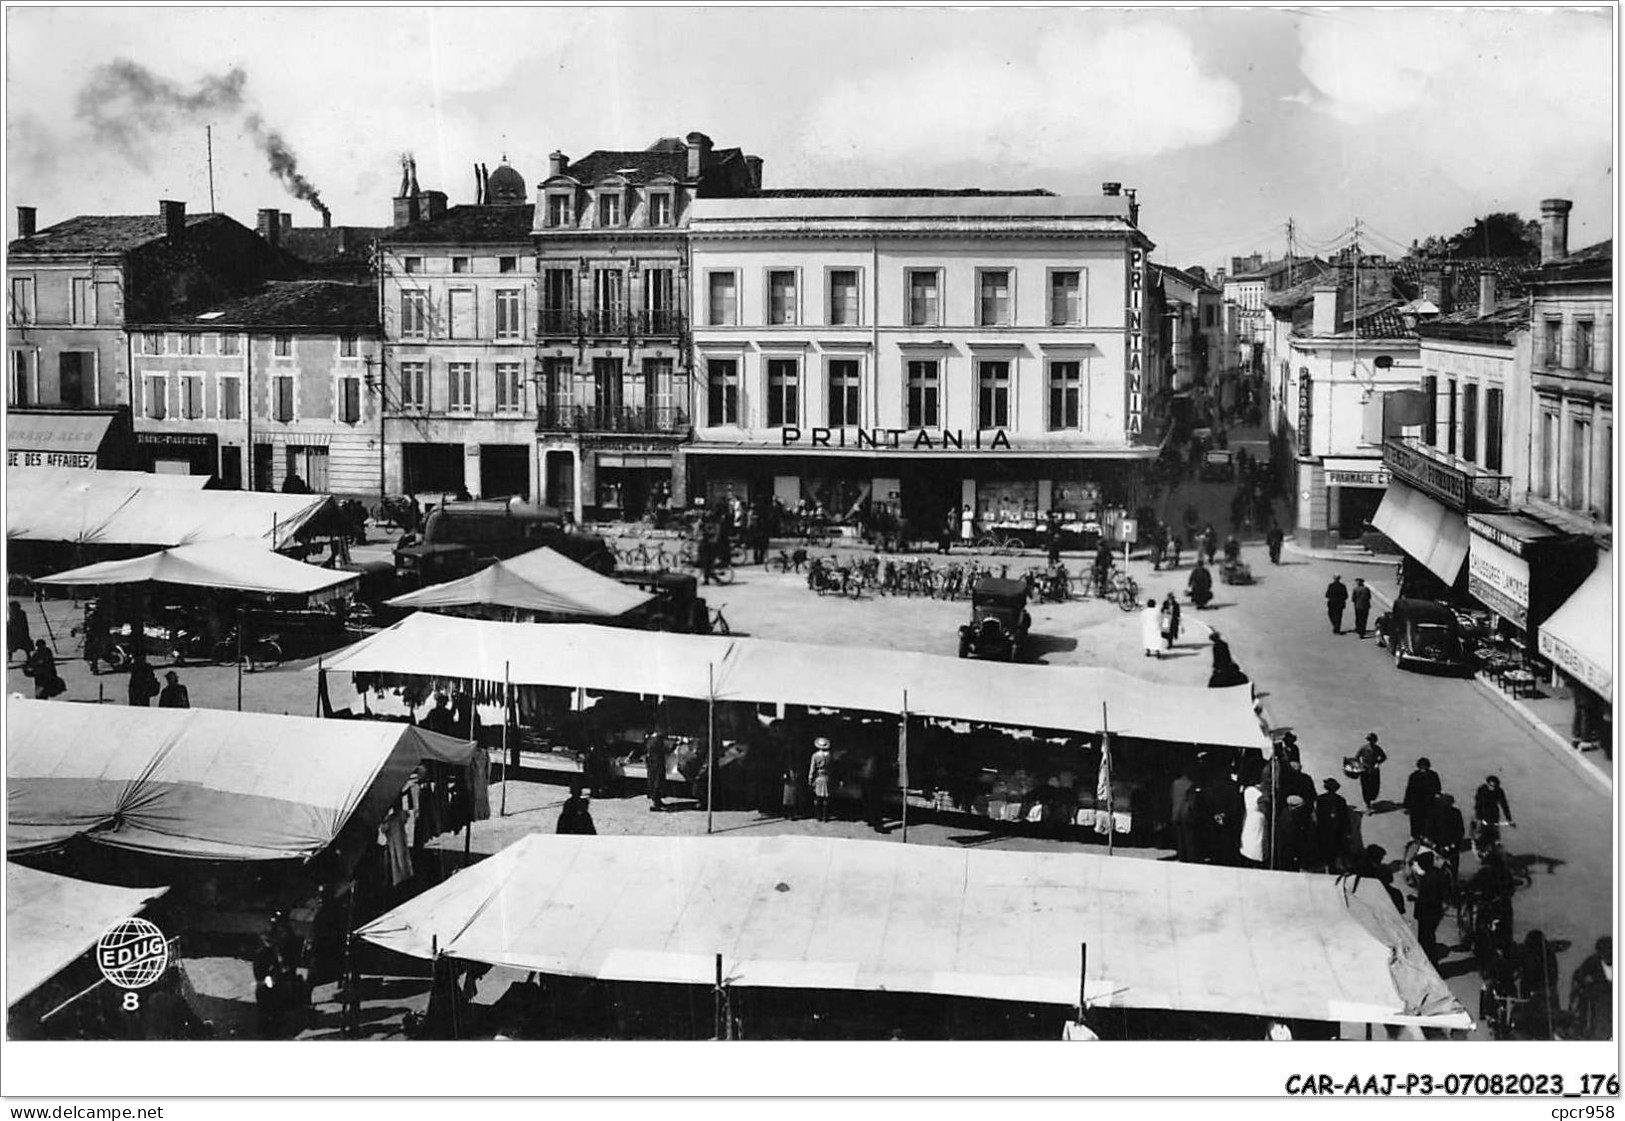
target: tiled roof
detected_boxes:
[153,280,377,329]
[281,226,382,266]
[1526,239,1612,283]
[9,213,215,255]
[1153,262,1220,293]
[559,148,690,185]
[755,187,1055,199]
[1346,301,1416,339]
[1416,301,1529,345]
[382,205,536,245]
[1231,256,1325,282]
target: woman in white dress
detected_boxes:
[1139,598,1163,658]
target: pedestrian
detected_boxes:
[1402,757,1442,841]
[420,692,455,735]
[809,736,835,822]
[1239,770,1267,867]
[1324,574,1348,634]
[1092,539,1114,597]
[782,760,804,820]
[1350,577,1373,638]
[959,504,975,547]
[253,912,306,1038]
[1425,793,1467,879]
[1169,764,1212,864]
[938,509,955,555]
[1473,774,1514,832]
[158,669,190,708]
[1182,505,1200,547]
[1276,730,1301,767]
[1045,511,1062,567]
[1265,522,1284,565]
[1229,490,1246,535]
[1159,592,1182,651]
[860,747,885,832]
[1202,523,1219,565]
[8,600,32,663]
[644,730,668,812]
[1207,762,1244,865]
[1275,793,1310,872]
[1352,732,1386,812]
[1223,533,1242,565]
[23,638,62,700]
[128,656,160,707]
[1312,778,1352,872]
[1186,560,1213,609]
[556,783,597,835]
[1569,937,1614,1041]
[1140,598,1163,659]
[1409,851,1449,964]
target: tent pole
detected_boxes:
[1102,703,1113,857]
[1078,942,1088,1017]
[316,657,323,717]
[235,601,243,712]
[900,690,909,844]
[705,662,715,836]
[499,660,511,817]
[714,952,724,1041]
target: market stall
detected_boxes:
[6,863,169,1011]
[385,545,654,622]
[356,833,1472,1037]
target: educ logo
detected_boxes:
[97,916,169,1010]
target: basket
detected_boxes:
[1342,756,1366,778]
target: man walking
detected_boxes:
[644,730,668,812]
[1312,778,1352,872]
[128,656,160,707]
[1410,851,1449,963]
[1402,757,1442,841]
[1350,577,1373,638]
[158,670,190,708]
[23,639,58,700]
[1353,732,1386,813]
[1324,574,1349,634]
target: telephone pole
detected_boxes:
[206,125,217,214]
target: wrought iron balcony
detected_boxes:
[538,308,578,336]
[537,404,691,435]
[1382,436,1511,512]
[536,308,687,340]
[632,309,686,337]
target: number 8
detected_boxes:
[122,992,140,1012]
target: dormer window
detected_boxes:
[546,193,574,228]
[648,192,673,228]
[598,193,622,227]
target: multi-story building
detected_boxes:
[532,133,761,518]
[683,187,1157,533]
[128,279,380,493]
[1152,263,1225,394]
[1223,254,1330,376]
[377,158,539,500]
[7,200,287,466]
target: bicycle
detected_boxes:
[1109,569,1140,612]
[707,606,732,636]
[213,628,285,672]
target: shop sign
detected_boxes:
[779,427,1012,451]
[1326,468,1390,488]
[1296,371,1312,457]
[6,450,96,468]
[136,432,214,448]
[1538,629,1611,698]
[1467,517,1547,558]
[1125,247,1145,437]
[1467,538,1530,629]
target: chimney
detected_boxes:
[16,206,36,239]
[1125,187,1140,228]
[1438,264,1455,315]
[257,208,281,248]
[160,199,186,241]
[1478,269,1497,317]
[1101,181,1122,197]
[321,208,331,230]
[422,190,448,222]
[393,195,420,228]
[1312,283,1341,337]
[281,213,293,234]
[1540,198,1572,264]
[744,155,764,192]
[548,150,569,178]
[685,132,713,181]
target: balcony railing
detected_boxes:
[535,309,688,340]
[1382,436,1511,512]
[537,404,691,434]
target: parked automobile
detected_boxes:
[392,498,614,590]
[958,577,1032,661]
[1382,597,1472,674]
[1199,449,1236,482]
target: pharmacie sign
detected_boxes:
[1467,533,1530,628]
[779,426,1013,451]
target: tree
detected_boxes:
[1417,212,1541,259]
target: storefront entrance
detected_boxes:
[480,444,531,500]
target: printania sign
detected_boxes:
[779,427,1013,450]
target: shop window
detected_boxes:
[1048,361,1081,430]
[828,360,860,427]
[707,359,739,425]
[977,360,1010,429]
[906,360,939,429]
[287,446,329,492]
[766,358,799,427]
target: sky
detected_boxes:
[5,5,1615,270]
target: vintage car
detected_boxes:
[958,577,1032,661]
[1382,597,1472,674]
[1199,448,1236,482]
[392,498,614,591]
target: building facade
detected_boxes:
[129,281,382,494]
[684,190,1157,533]
[378,160,539,501]
[532,133,760,518]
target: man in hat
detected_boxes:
[421,692,455,735]
[1352,732,1386,813]
[556,783,596,835]
[1350,577,1373,638]
[158,669,190,709]
[1409,851,1449,963]
[1425,793,1467,878]
[1312,778,1352,871]
[1403,758,1442,841]
[1325,574,1349,634]
[808,737,834,823]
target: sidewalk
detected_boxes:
[1283,536,1612,794]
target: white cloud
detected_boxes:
[798,23,1242,170]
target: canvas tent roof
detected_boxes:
[6,864,169,1008]
[6,700,472,861]
[36,540,359,601]
[318,615,1269,749]
[8,466,208,491]
[358,834,1470,1029]
[386,546,653,618]
[6,472,339,551]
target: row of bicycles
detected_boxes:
[771,552,1141,609]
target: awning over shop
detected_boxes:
[6,700,472,861]
[358,834,1470,1029]
[36,540,359,602]
[1373,483,1469,584]
[6,472,341,551]
[386,546,653,618]
[1538,562,1613,702]
[319,614,1271,751]
[6,412,114,468]
[6,865,169,1008]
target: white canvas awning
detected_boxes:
[6,700,472,861]
[36,540,359,601]
[358,834,1471,1029]
[386,546,653,618]
[1373,483,1469,585]
[6,865,169,1008]
[1538,562,1614,702]
[318,615,1270,750]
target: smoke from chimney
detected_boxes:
[75,59,329,223]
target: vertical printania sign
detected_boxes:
[1126,247,1145,437]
